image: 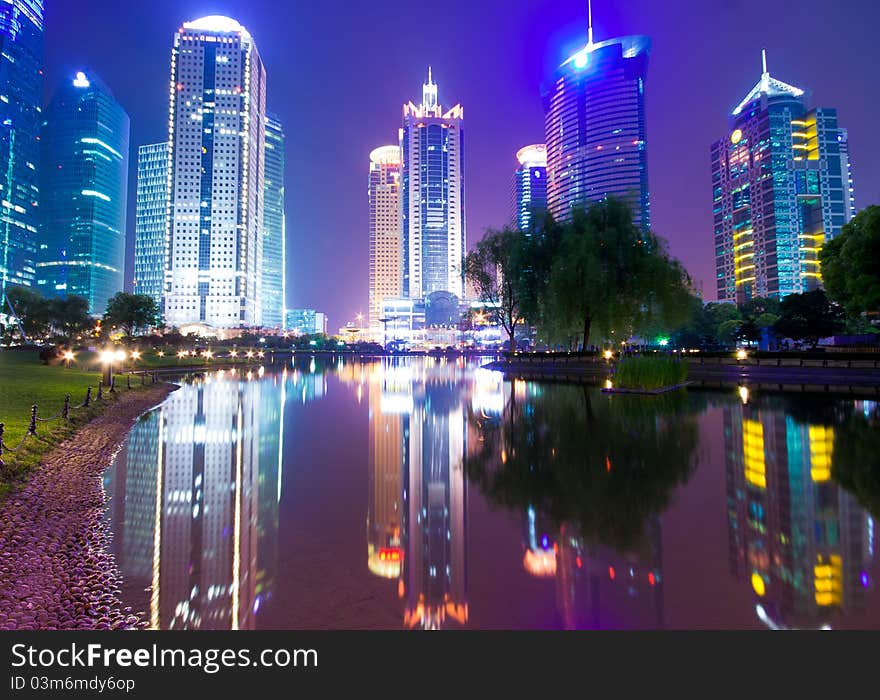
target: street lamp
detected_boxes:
[100,348,126,385]
[63,350,75,369]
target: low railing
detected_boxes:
[0,372,161,470]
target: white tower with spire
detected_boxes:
[401,69,466,300]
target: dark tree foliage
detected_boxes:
[103,292,162,338]
[820,206,880,318]
[773,290,844,348]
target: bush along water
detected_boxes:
[613,356,689,391]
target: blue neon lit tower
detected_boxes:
[37,70,130,315]
[543,10,650,229]
[0,0,43,297]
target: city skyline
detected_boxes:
[40,0,880,326]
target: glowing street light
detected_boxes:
[603,350,613,361]
[63,350,75,369]
[130,350,142,361]
[157,350,165,357]
[100,348,125,385]
[736,349,748,361]
[246,350,254,359]
[739,386,750,404]
[229,350,238,358]
[203,349,213,361]
[257,350,265,359]
[177,350,187,359]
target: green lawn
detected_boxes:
[0,349,101,446]
[0,349,159,494]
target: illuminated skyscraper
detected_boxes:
[164,15,266,329]
[37,70,129,314]
[0,0,43,296]
[134,142,169,307]
[368,145,402,340]
[543,10,650,228]
[401,69,465,301]
[261,113,285,329]
[511,144,547,232]
[711,52,855,303]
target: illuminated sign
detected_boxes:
[731,129,744,145]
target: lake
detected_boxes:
[103,355,880,629]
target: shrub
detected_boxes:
[613,356,688,391]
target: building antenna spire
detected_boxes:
[588,0,594,45]
[762,48,768,75]
[428,65,433,84]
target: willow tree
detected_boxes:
[540,199,693,349]
[465,228,527,351]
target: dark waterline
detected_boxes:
[102,357,880,630]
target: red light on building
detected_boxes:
[576,556,583,569]
[608,566,616,580]
[648,572,656,586]
[378,548,402,562]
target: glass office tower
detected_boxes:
[134,142,169,308]
[401,69,465,301]
[262,113,285,330]
[543,30,651,229]
[0,0,43,297]
[37,70,130,315]
[511,144,547,232]
[711,53,855,303]
[165,15,266,329]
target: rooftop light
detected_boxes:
[183,15,247,35]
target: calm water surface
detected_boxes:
[103,356,880,629]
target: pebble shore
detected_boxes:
[0,385,175,631]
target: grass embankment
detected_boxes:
[0,350,158,496]
[613,356,689,391]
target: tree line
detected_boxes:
[466,199,880,352]
[2,288,161,345]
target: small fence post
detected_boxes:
[141,372,146,386]
[127,374,131,390]
[28,405,37,436]
[97,380,103,400]
[0,423,5,469]
[62,393,71,420]
[110,376,116,393]
[84,386,92,407]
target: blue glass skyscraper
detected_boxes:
[511,144,547,232]
[37,70,130,315]
[262,113,285,329]
[134,142,169,308]
[543,15,650,229]
[711,52,855,303]
[0,0,43,297]
[401,69,465,301]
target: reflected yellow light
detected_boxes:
[603,350,613,360]
[743,419,766,489]
[605,379,613,390]
[751,572,766,597]
[739,386,749,404]
[809,425,834,482]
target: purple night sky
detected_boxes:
[45,1,879,329]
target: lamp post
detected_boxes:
[63,350,75,369]
[100,348,126,386]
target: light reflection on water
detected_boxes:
[103,356,880,630]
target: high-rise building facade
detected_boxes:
[368,145,402,339]
[511,144,547,231]
[37,70,129,315]
[261,113,285,329]
[543,23,651,229]
[0,0,43,296]
[401,69,465,301]
[711,53,855,304]
[165,15,266,329]
[134,142,169,307]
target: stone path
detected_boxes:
[0,385,174,630]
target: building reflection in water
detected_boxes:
[724,397,875,629]
[106,368,286,629]
[367,358,473,628]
